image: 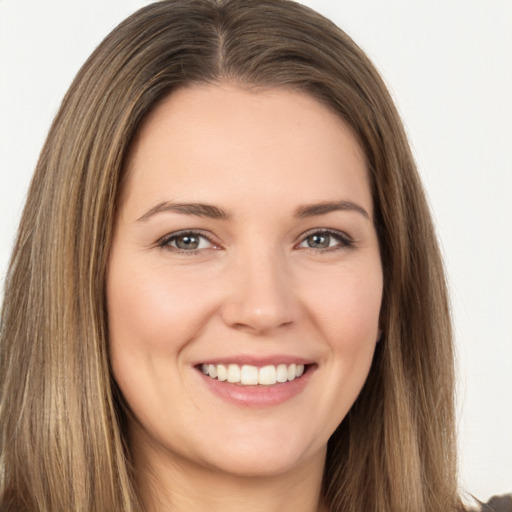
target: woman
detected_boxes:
[0,0,500,511]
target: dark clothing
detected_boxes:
[474,494,512,512]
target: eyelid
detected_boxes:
[295,228,355,250]
[155,227,354,254]
[157,229,222,252]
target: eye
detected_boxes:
[297,230,353,251]
[158,231,217,252]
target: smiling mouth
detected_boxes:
[199,363,307,386]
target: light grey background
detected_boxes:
[1,0,511,502]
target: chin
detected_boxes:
[196,436,326,479]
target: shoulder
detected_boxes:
[466,494,512,512]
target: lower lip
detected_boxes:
[197,366,314,407]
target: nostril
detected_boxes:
[230,319,293,335]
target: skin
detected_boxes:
[107,83,383,512]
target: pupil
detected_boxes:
[309,234,329,248]
[177,235,199,250]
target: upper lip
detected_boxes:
[192,355,315,367]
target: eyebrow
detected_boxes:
[294,201,370,220]
[137,202,230,222]
[136,199,370,222]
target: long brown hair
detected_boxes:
[0,1,463,510]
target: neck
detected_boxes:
[133,441,328,512]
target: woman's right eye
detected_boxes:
[158,231,217,253]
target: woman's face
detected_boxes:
[107,84,383,478]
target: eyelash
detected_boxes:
[157,228,354,255]
[296,228,355,253]
[157,230,218,255]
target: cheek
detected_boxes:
[106,259,217,425]
[106,258,216,357]
[293,261,382,436]
[303,263,383,348]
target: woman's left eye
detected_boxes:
[297,230,353,251]
[158,231,216,252]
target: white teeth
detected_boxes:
[241,365,259,385]
[216,364,227,381]
[259,365,276,385]
[276,364,288,383]
[208,364,217,379]
[201,363,308,386]
[227,364,241,383]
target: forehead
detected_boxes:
[121,83,371,218]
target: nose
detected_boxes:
[220,249,297,336]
